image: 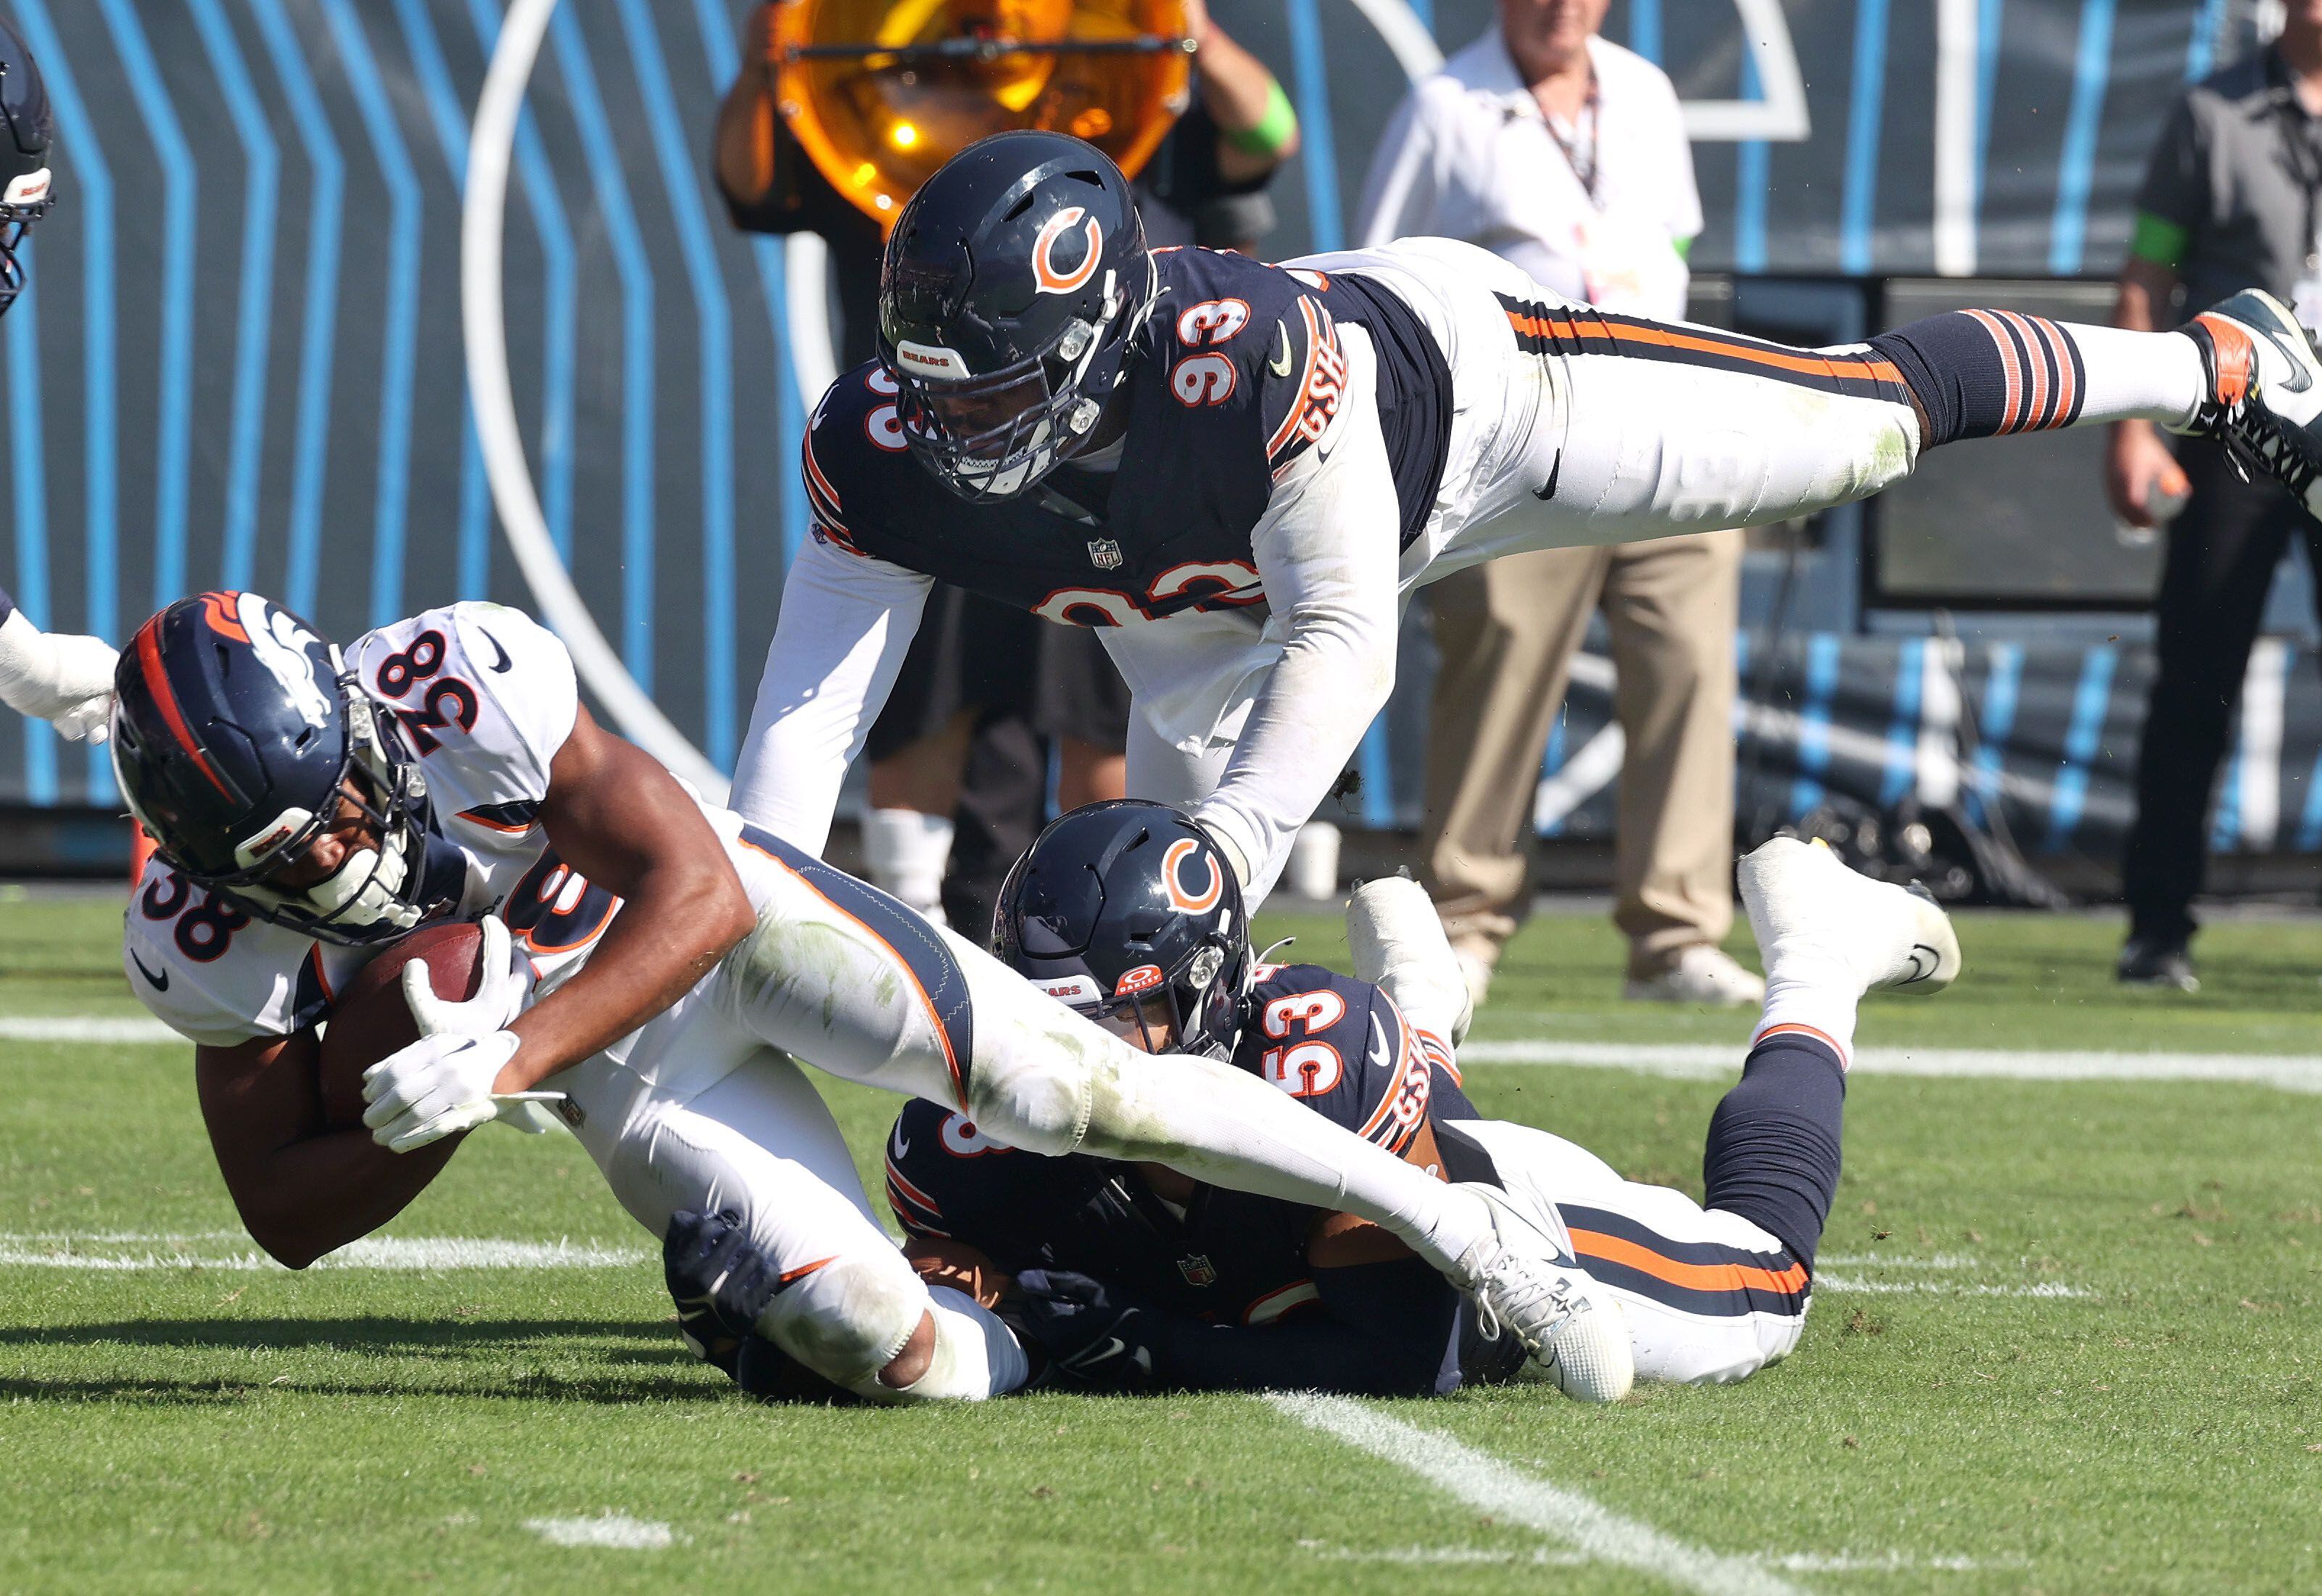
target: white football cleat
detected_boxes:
[2181,292,2322,517]
[1738,838,1959,997]
[1449,1183,1633,1402]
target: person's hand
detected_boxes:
[664,1209,785,1365]
[361,1030,520,1152]
[1013,1269,1157,1391]
[2107,421,2190,529]
[403,916,530,1038]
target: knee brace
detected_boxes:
[1869,310,2087,447]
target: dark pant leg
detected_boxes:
[940,602,1046,939]
[2121,441,2302,944]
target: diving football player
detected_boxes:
[732,129,2322,906]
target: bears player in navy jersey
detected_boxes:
[733,128,2322,906]
[110,592,1630,1405]
[0,23,115,749]
[666,809,1960,1398]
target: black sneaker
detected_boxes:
[2117,935,2199,993]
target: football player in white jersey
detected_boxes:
[732,132,2322,906]
[110,590,1632,1403]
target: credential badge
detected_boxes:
[1088,537,1124,571]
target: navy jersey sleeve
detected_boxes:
[800,362,912,564]
[1149,249,1350,484]
[883,1101,1086,1271]
[1238,964,1435,1156]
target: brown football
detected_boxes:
[315,920,486,1128]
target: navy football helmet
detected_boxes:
[994,800,1249,1059]
[0,21,54,319]
[878,131,1154,501]
[111,592,471,946]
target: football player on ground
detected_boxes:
[732,128,2322,906]
[665,806,1957,1398]
[112,592,1631,1405]
[0,22,115,748]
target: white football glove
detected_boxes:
[402,915,529,1038]
[1345,872,1474,1047]
[361,1029,522,1153]
[0,610,117,744]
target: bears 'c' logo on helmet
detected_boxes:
[1162,837,1223,914]
[1031,207,1103,296]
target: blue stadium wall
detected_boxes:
[0,0,2300,869]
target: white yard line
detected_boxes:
[1814,1275,2088,1299]
[0,1233,647,1271]
[1298,1543,2011,1574]
[1268,1393,1806,1596]
[1460,1039,2322,1093]
[0,1015,179,1044]
[524,1515,677,1550]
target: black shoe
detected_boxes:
[2118,935,2199,992]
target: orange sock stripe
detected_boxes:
[1569,1228,1811,1299]
[1962,308,2025,433]
[1752,1021,1849,1067]
[2003,312,2052,432]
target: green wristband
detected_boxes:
[2130,210,2190,270]
[1226,78,1298,160]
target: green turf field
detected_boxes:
[5,887,2322,1593]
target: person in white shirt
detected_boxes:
[1359,0,1759,1009]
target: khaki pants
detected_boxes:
[1420,529,1743,980]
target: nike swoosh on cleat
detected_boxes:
[1268,323,1294,377]
[479,630,513,673]
[130,949,170,992]
[1532,448,1563,500]
[1901,943,1941,983]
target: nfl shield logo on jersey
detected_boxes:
[1177,1254,1218,1287]
[1087,538,1123,570]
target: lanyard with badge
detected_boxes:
[1540,66,1685,315]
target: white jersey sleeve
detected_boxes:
[727,534,933,854]
[122,859,355,1048]
[1189,326,1402,905]
[349,601,579,830]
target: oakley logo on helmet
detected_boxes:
[1162,837,1223,914]
[1031,207,1103,296]
[1115,964,1165,997]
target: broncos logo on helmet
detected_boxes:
[994,800,1249,1060]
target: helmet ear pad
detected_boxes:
[994,800,1252,1061]
[876,131,1154,503]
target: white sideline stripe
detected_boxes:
[1815,1275,2088,1299]
[0,1016,179,1043]
[0,1234,647,1271]
[1460,1039,2322,1093]
[524,1515,675,1550]
[1268,1394,1806,1596]
[1300,1543,2009,1574]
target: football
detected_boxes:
[314,919,486,1129]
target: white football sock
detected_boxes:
[2065,323,2207,429]
[1751,967,1860,1068]
[863,807,951,924]
[850,1289,1028,1403]
[1073,1046,1490,1275]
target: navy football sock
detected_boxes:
[1869,311,2205,447]
[1701,1032,1846,1267]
